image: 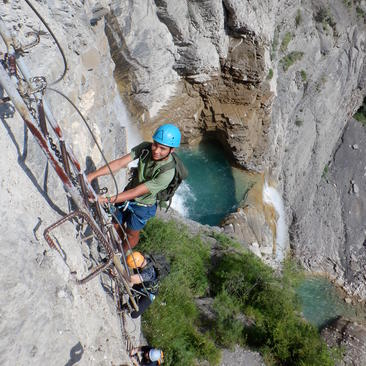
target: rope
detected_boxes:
[109,208,150,297]
[24,0,67,85]
[46,87,120,203]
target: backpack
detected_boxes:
[155,152,188,210]
[143,254,170,293]
[139,143,188,211]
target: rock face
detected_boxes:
[105,0,274,170]
[0,1,134,364]
[294,118,366,299]
[274,2,366,298]
[221,176,277,265]
[105,0,366,296]
[321,317,366,366]
[221,346,265,366]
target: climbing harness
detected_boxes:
[0,4,144,362]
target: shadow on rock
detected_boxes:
[65,341,84,366]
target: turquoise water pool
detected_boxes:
[175,140,253,226]
[297,277,365,328]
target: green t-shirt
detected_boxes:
[128,142,175,205]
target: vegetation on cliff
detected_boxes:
[354,97,366,126]
[139,219,340,366]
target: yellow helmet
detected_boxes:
[126,251,145,269]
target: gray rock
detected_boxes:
[0,1,133,364]
[292,119,366,300]
[321,317,366,366]
[104,0,179,115]
[221,345,265,366]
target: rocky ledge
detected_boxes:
[321,316,366,366]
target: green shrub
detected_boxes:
[139,219,219,366]
[211,290,245,347]
[343,0,352,8]
[140,218,210,296]
[280,32,293,52]
[209,251,339,365]
[354,98,366,126]
[354,112,366,126]
[295,9,302,27]
[139,219,339,366]
[280,51,304,71]
[356,6,365,18]
[315,7,337,33]
[295,118,303,126]
[300,69,307,81]
[267,68,274,80]
[210,232,242,250]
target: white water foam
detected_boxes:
[113,95,142,149]
[171,181,196,217]
[113,94,142,168]
[262,181,288,262]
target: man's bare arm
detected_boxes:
[87,153,133,182]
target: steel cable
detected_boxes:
[46,87,120,203]
[24,0,67,85]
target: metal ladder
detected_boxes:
[0,16,139,312]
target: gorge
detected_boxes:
[1,0,366,365]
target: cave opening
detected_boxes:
[172,135,254,226]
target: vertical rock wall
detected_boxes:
[271,0,366,297]
[0,1,133,364]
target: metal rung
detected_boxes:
[43,210,114,284]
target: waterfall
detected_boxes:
[113,95,142,152]
[171,181,195,217]
[262,181,288,262]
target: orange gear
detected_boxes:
[126,251,145,268]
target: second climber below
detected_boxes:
[87,124,181,252]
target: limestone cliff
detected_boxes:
[0,1,133,364]
[104,0,366,300]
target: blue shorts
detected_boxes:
[114,201,157,231]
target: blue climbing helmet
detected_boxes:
[152,124,181,148]
[149,348,164,364]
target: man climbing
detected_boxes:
[123,251,163,319]
[129,346,164,365]
[87,124,181,252]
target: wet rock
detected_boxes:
[195,298,216,322]
[321,317,366,366]
[249,242,262,257]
